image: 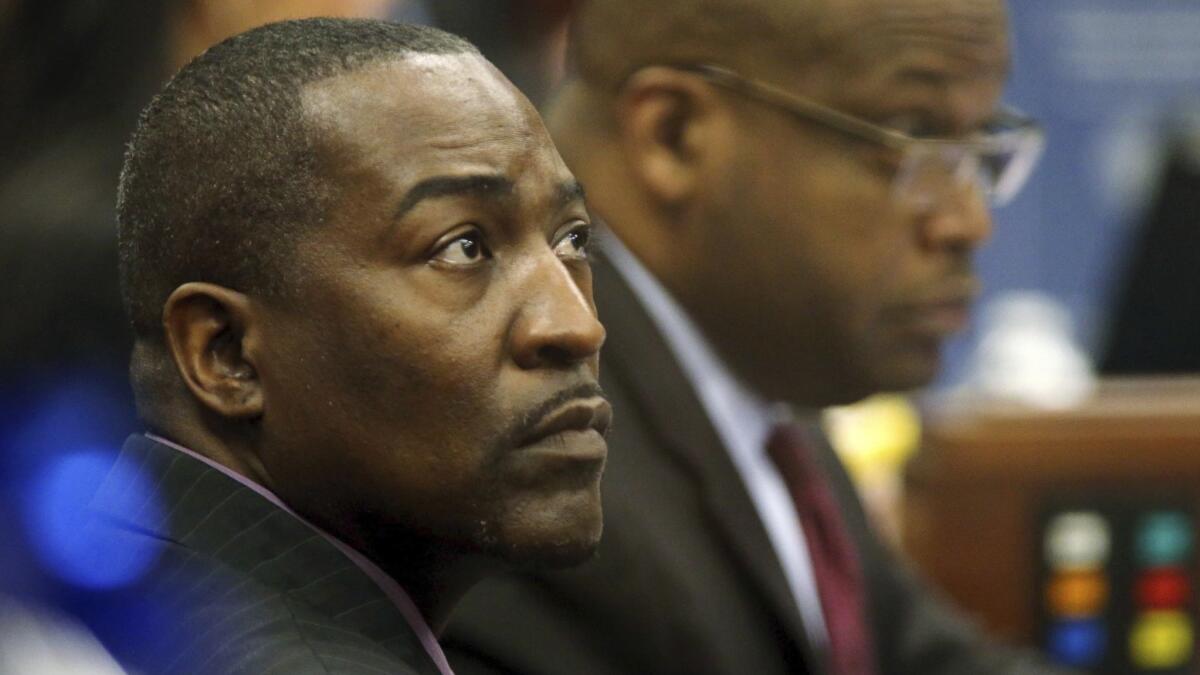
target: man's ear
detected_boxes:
[615,66,729,208]
[162,282,264,420]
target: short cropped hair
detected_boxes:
[116,18,477,340]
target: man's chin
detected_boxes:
[488,530,602,571]
[482,502,604,570]
[877,348,943,393]
[791,353,941,407]
[517,539,601,570]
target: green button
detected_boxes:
[1138,511,1193,567]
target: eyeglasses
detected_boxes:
[661,64,1045,209]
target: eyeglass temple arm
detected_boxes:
[681,64,1039,152]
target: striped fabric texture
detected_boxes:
[86,434,442,675]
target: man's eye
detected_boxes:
[432,231,492,265]
[883,113,943,139]
[552,223,592,261]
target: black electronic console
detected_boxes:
[1038,496,1195,673]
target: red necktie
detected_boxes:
[766,422,876,675]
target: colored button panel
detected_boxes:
[1045,512,1111,570]
[1046,570,1109,617]
[1136,568,1192,610]
[1137,511,1193,567]
[1047,618,1106,668]
[1130,611,1193,670]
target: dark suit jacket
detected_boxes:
[86,434,443,674]
[443,253,1064,675]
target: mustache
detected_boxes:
[498,381,608,451]
[908,257,980,303]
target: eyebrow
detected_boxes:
[556,179,586,208]
[392,175,586,222]
[892,63,1011,87]
[393,174,516,221]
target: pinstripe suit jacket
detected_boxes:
[87,434,443,675]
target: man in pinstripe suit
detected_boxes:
[90,17,610,674]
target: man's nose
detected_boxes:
[509,256,606,370]
[918,181,994,253]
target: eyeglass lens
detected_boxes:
[892,141,1037,209]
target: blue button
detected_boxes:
[1047,618,1106,668]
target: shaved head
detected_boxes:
[569,0,827,87]
[814,0,1010,80]
[569,0,1006,90]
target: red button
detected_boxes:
[1136,568,1191,610]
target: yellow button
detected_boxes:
[1130,611,1193,669]
[1046,570,1108,617]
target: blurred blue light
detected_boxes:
[5,375,133,472]
[1047,618,1107,668]
[23,449,163,589]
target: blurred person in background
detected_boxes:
[0,0,391,378]
[88,17,609,673]
[0,0,398,445]
[425,0,576,106]
[0,0,396,628]
[1,1,184,633]
[0,0,175,391]
[445,0,1067,674]
[1101,112,1200,375]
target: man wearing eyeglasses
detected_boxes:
[445,0,1062,674]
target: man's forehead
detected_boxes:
[300,52,561,192]
[812,0,1010,80]
[785,0,1009,127]
[297,54,574,221]
[301,53,541,167]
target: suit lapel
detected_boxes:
[592,250,821,666]
[91,434,440,674]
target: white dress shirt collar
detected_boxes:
[600,232,779,465]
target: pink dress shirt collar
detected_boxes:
[146,433,455,675]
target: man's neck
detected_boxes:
[150,420,272,490]
[356,531,498,634]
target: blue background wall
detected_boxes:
[940,0,1200,386]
